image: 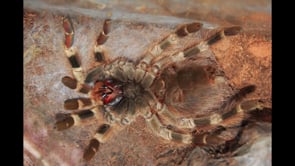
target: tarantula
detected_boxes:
[55,16,267,161]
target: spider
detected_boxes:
[55,16,269,161]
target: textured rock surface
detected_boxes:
[24,0,271,165]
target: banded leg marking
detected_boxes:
[64,97,95,110]
[150,26,242,75]
[150,41,208,75]
[133,67,156,87]
[175,22,203,36]
[138,22,203,70]
[63,49,85,83]
[145,97,192,144]
[63,17,85,83]
[146,114,192,144]
[156,103,177,125]
[83,124,113,161]
[63,16,74,49]
[62,76,90,94]
[179,111,239,129]
[192,133,226,145]
[240,99,264,112]
[85,59,136,85]
[93,58,154,87]
[206,26,241,45]
[85,18,124,84]
[55,107,99,131]
[178,86,257,129]
[114,99,137,125]
[156,106,240,130]
[219,85,256,114]
[239,99,272,123]
[94,19,111,63]
[146,86,256,137]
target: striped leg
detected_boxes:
[159,85,257,130]
[83,19,113,84]
[94,19,111,64]
[192,128,228,146]
[146,113,192,144]
[63,16,85,83]
[132,22,203,86]
[150,26,242,75]
[83,123,117,161]
[62,18,112,92]
[240,99,271,123]
[178,104,247,130]
[146,102,226,145]
[145,100,226,146]
[55,107,101,131]
[63,97,99,110]
[152,106,233,146]
[137,22,203,70]
[146,110,229,146]
[62,76,90,94]
[62,16,91,97]
[55,95,105,130]
[141,92,192,144]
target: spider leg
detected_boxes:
[63,97,101,110]
[241,99,272,123]
[144,100,226,145]
[86,57,150,88]
[55,106,104,131]
[150,26,242,75]
[192,128,228,145]
[145,99,235,146]
[137,22,203,70]
[63,16,85,83]
[83,109,126,161]
[85,58,134,85]
[62,17,113,87]
[150,108,229,146]
[138,91,190,144]
[178,104,248,130]
[62,76,91,94]
[153,85,260,137]
[94,19,111,64]
[82,98,139,161]
[146,112,228,145]
[145,113,192,144]
[83,123,116,161]
[73,18,112,86]
[162,85,258,130]
[180,86,269,147]
[111,98,137,125]
[62,16,97,97]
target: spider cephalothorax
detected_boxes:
[55,16,270,161]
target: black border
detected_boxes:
[1,0,23,165]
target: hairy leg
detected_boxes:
[150,26,241,76]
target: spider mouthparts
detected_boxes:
[91,79,123,106]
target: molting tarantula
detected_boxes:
[55,16,268,161]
